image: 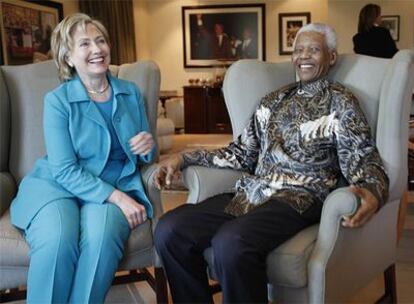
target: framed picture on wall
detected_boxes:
[278,12,311,55]
[381,15,400,41]
[0,0,63,65]
[182,4,266,68]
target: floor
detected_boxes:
[9,134,414,303]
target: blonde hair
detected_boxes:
[51,13,110,81]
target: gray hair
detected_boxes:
[293,23,337,52]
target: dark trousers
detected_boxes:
[154,193,322,303]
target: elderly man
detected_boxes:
[154,23,388,303]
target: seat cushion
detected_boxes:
[203,224,319,288]
[119,220,154,270]
[0,210,29,289]
[0,210,29,267]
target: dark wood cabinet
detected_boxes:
[183,86,232,134]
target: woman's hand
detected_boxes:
[108,189,147,229]
[129,131,154,156]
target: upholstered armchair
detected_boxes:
[0,60,168,302]
[182,50,414,303]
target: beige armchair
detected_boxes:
[183,50,414,303]
[0,60,167,302]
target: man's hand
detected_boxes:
[129,131,154,156]
[108,189,147,229]
[154,154,184,190]
[342,186,379,228]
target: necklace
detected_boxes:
[87,82,109,95]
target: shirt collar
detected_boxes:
[66,72,130,103]
[296,78,330,97]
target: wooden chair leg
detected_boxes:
[0,288,26,303]
[376,264,397,304]
[397,190,409,244]
[154,267,169,304]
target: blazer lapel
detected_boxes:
[66,75,108,128]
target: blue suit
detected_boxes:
[10,74,156,303]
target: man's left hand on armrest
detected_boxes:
[341,186,379,228]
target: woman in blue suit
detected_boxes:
[10,13,156,303]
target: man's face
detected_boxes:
[292,31,336,83]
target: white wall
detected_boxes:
[329,0,414,54]
[133,0,328,92]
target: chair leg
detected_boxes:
[0,288,26,303]
[154,267,169,304]
[397,190,409,244]
[376,264,397,304]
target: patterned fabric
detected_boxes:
[182,78,389,216]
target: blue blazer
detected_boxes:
[11,74,156,229]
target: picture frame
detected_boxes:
[278,12,311,55]
[182,4,265,68]
[381,15,400,42]
[0,0,63,65]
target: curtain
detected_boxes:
[79,0,136,65]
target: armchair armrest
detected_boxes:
[307,187,358,302]
[183,166,242,204]
[141,164,163,220]
[307,188,399,303]
[0,172,16,217]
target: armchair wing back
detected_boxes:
[222,59,294,138]
[0,60,168,302]
[182,50,414,303]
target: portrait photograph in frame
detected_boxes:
[381,15,400,41]
[182,4,265,68]
[0,0,63,65]
[278,12,311,55]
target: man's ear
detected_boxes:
[330,51,338,66]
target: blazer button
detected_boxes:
[116,117,121,123]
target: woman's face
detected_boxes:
[66,23,110,80]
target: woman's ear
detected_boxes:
[65,55,73,68]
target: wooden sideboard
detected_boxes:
[183,85,232,134]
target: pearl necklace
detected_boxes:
[87,82,109,95]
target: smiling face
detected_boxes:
[292,31,337,83]
[66,23,110,81]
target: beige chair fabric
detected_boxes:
[0,60,167,302]
[183,50,414,303]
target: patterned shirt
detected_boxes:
[182,78,389,216]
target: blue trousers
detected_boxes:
[24,199,130,303]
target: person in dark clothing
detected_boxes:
[353,3,398,58]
